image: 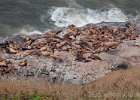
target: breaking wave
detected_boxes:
[47,6,128,27]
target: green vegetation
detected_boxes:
[0,91,139,100]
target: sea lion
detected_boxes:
[59,41,66,47]
[15,52,23,56]
[104,42,120,48]
[119,32,126,40]
[9,40,17,44]
[44,31,57,38]
[70,49,77,60]
[89,28,97,34]
[80,31,90,36]
[50,54,62,61]
[125,23,133,29]
[2,66,14,74]
[22,46,32,50]
[20,35,29,42]
[0,62,7,67]
[75,50,87,61]
[48,42,57,49]
[19,60,27,67]
[88,54,101,60]
[58,46,70,51]
[0,40,9,46]
[88,23,94,29]
[79,41,94,50]
[100,35,110,42]
[130,34,137,40]
[111,27,118,34]
[32,50,41,56]
[68,24,77,31]
[8,47,18,54]
[43,30,62,38]
[94,45,109,54]
[5,60,12,65]
[29,36,38,42]
[26,40,32,45]
[39,46,47,52]
[41,51,51,57]
[134,44,140,47]
[41,51,62,61]
[0,57,5,62]
[1,48,6,54]
[72,40,81,45]
[68,28,77,36]
[16,44,24,50]
[20,50,33,58]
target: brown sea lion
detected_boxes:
[3,66,14,74]
[29,36,38,42]
[68,24,77,31]
[80,31,90,36]
[70,49,77,60]
[15,52,23,56]
[0,40,9,46]
[75,50,87,61]
[58,45,70,51]
[88,54,101,60]
[22,46,32,50]
[111,27,118,34]
[32,50,41,56]
[41,51,51,57]
[0,57,5,62]
[1,48,6,54]
[88,23,94,29]
[94,45,109,54]
[125,23,133,29]
[50,54,62,61]
[39,46,47,52]
[20,50,33,58]
[44,31,57,38]
[0,62,7,67]
[68,28,78,37]
[80,41,94,50]
[19,60,27,67]
[104,42,120,48]
[41,51,62,61]
[8,47,18,54]
[20,35,29,42]
[5,60,12,65]
[44,30,62,38]
[9,40,17,44]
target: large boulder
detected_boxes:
[0,20,140,84]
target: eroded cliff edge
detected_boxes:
[0,20,140,84]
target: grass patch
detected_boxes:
[0,66,140,100]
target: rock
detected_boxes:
[0,20,140,84]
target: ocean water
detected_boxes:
[0,0,140,37]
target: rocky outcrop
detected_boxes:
[0,20,140,84]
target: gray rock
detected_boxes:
[1,20,140,84]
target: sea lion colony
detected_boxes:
[0,23,138,74]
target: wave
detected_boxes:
[48,6,128,27]
[15,25,43,35]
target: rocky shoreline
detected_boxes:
[0,20,140,84]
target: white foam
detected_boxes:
[48,6,128,27]
[16,25,43,35]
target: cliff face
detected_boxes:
[0,20,140,84]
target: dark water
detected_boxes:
[0,0,140,37]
